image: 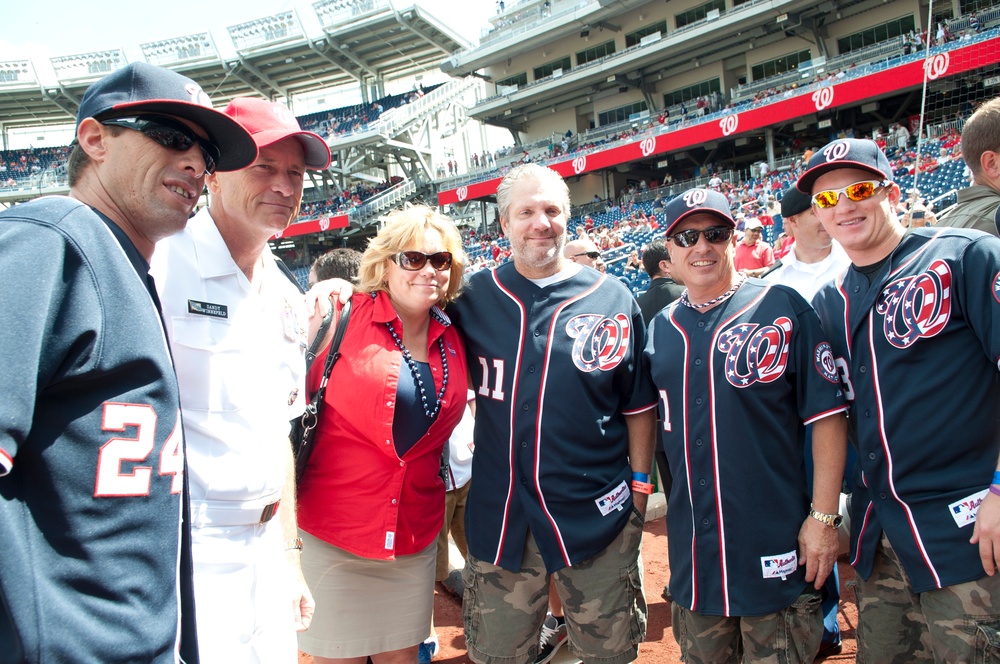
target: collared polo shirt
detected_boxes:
[296,291,468,559]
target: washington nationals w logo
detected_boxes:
[717,317,793,387]
[566,313,631,372]
[682,189,709,208]
[877,260,952,348]
[822,140,850,162]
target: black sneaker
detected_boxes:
[533,613,568,664]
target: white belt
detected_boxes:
[191,493,282,527]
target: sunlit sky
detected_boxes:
[3,0,494,146]
[2,0,492,71]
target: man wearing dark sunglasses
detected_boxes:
[151,97,331,663]
[0,62,255,664]
[803,138,1000,662]
[563,237,605,272]
[644,187,848,664]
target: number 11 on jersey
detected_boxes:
[658,389,672,431]
[477,356,506,401]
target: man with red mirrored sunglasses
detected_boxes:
[804,137,1000,661]
[643,187,849,664]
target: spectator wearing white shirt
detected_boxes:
[763,188,850,302]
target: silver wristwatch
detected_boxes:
[809,507,843,529]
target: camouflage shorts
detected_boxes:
[671,587,823,664]
[854,533,1000,663]
[462,507,646,664]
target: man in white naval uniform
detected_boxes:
[151,97,331,663]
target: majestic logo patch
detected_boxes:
[566,313,631,372]
[949,489,987,528]
[760,550,798,580]
[718,317,792,388]
[877,259,952,348]
[814,342,840,383]
[187,300,228,318]
[596,480,630,516]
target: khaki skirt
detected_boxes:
[297,530,436,658]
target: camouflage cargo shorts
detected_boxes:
[671,586,823,664]
[462,507,646,664]
[854,533,1000,663]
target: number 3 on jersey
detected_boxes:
[95,403,183,497]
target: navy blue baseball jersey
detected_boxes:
[812,227,1000,593]
[449,263,657,573]
[0,197,197,662]
[644,279,848,616]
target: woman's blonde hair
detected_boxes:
[357,205,467,305]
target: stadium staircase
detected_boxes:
[321,77,481,220]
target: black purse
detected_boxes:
[290,298,352,484]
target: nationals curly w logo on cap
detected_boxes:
[663,188,735,236]
[797,138,894,194]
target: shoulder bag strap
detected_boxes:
[312,297,352,409]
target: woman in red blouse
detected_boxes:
[297,205,469,664]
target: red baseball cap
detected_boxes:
[223,97,331,170]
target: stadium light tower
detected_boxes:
[313,0,382,30]
[228,11,304,53]
[0,60,37,89]
[141,33,219,67]
[50,50,127,83]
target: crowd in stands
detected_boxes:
[296,83,441,139]
[446,8,995,183]
[0,146,70,188]
[739,22,986,108]
[299,175,404,218]
[455,129,969,296]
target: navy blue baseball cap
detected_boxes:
[797,138,893,193]
[780,186,812,218]
[76,62,257,171]
[663,188,735,236]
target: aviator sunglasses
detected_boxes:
[394,251,453,271]
[668,226,734,248]
[812,180,889,209]
[573,251,602,259]
[99,115,221,175]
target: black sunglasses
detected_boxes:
[394,251,453,271]
[668,226,734,248]
[573,251,601,259]
[100,115,220,175]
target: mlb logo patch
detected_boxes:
[595,480,630,516]
[760,550,798,580]
[949,489,987,528]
